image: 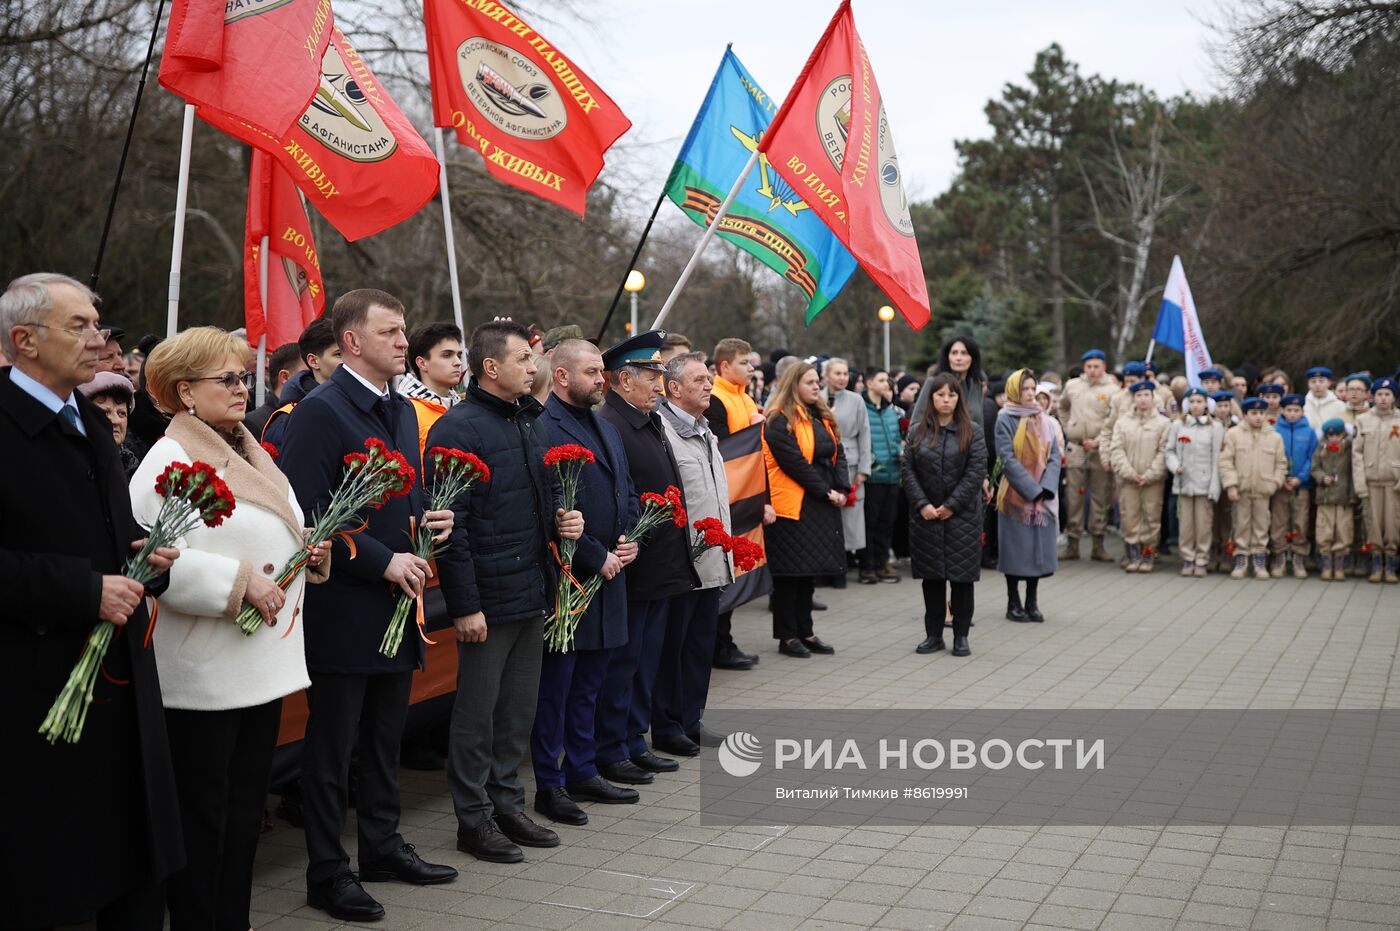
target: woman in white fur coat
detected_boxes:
[130,327,329,931]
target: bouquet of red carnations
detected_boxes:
[690,516,732,560]
[41,461,236,744]
[729,534,765,572]
[380,447,490,658]
[542,444,596,648]
[545,484,686,653]
[237,438,415,636]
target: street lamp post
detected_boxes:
[625,269,646,336]
[878,304,896,372]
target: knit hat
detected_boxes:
[78,370,135,412]
[895,374,919,396]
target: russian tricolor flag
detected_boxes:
[1151,256,1214,387]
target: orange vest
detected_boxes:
[763,409,837,520]
[259,402,297,443]
[407,397,447,472]
[712,375,758,434]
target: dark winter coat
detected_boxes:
[278,364,427,673]
[0,367,183,927]
[597,391,699,601]
[762,408,849,577]
[426,381,564,625]
[903,420,988,583]
[539,393,635,650]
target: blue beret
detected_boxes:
[1374,377,1398,394]
[1320,418,1347,435]
[1184,387,1208,400]
[1122,361,1147,377]
[1242,397,1267,411]
[1198,368,1224,381]
[1281,393,1305,407]
[1129,380,1156,394]
[601,329,667,371]
[1081,349,1106,362]
[1257,383,1285,396]
[1343,372,1371,389]
[1304,366,1333,380]
[1210,391,1235,403]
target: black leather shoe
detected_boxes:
[690,725,724,748]
[779,638,811,658]
[802,636,835,655]
[308,872,384,922]
[915,636,945,654]
[359,843,457,885]
[456,819,523,863]
[740,649,760,665]
[1006,601,1030,622]
[565,775,639,804]
[811,600,828,611]
[952,636,971,656]
[535,787,588,825]
[713,648,755,670]
[493,811,559,848]
[651,734,699,757]
[599,759,655,784]
[634,749,682,770]
[1025,604,1045,622]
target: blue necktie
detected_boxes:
[60,405,81,430]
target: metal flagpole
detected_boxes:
[434,128,466,337]
[650,148,759,331]
[255,235,269,408]
[1144,339,1156,365]
[166,103,196,337]
[91,0,169,290]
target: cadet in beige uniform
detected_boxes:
[1220,397,1288,580]
[1166,388,1224,577]
[1058,349,1120,561]
[1352,376,1400,583]
[1108,381,1170,572]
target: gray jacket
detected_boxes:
[659,400,734,591]
[829,387,871,550]
[1164,415,1223,500]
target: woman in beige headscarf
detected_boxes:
[994,368,1062,623]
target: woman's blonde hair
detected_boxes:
[765,360,839,443]
[144,326,251,412]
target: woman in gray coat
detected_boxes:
[995,369,1062,622]
[903,374,987,657]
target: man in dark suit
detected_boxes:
[531,339,641,826]
[426,320,584,864]
[0,273,181,930]
[279,289,458,922]
[594,331,701,786]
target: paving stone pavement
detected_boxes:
[251,551,1400,930]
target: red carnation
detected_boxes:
[1326,444,1341,453]
[1177,436,1192,443]
[543,444,595,467]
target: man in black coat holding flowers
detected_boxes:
[279,289,459,922]
[427,319,584,864]
[0,273,180,930]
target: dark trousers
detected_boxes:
[860,484,900,571]
[771,576,815,641]
[531,646,609,789]
[714,609,737,658]
[922,578,974,639]
[595,598,670,765]
[448,616,543,828]
[302,670,412,883]
[32,883,166,931]
[653,587,721,740]
[164,700,282,930]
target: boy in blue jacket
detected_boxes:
[1271,393,1318,578]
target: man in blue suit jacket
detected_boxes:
[531,340,641,825]
[279,290,458,922]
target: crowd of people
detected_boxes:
[3,269,1398,929]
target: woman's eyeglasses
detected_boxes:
[194,372,254,392]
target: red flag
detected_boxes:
[424,0,631,216]
[203,27,441,241]
[159,0,333,141]
[245,150,325,349]
[759,1,930,329]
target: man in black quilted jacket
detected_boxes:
[427,319,583,865]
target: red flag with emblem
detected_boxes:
[200,27,441,241]
[159,0,333,141]
[423,0,631,216]
[244,149,325,349]
[758,0,930,330]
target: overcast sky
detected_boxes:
[545,0,1223,224]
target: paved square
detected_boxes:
[252,554,1400,929]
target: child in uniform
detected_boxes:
[1311,418,1355,580]
[1303,367,1345,436]
[1166,388,1224,577]
[1109,381,1170,572]
[1258,382,1285,426]
[1221,397,1288,580]
[1209,390,1240,572]
[1340,374,1372,575]
[1352,376,1400,583]
[1271,394,1318,578]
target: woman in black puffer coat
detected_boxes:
[902,373,987,657]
